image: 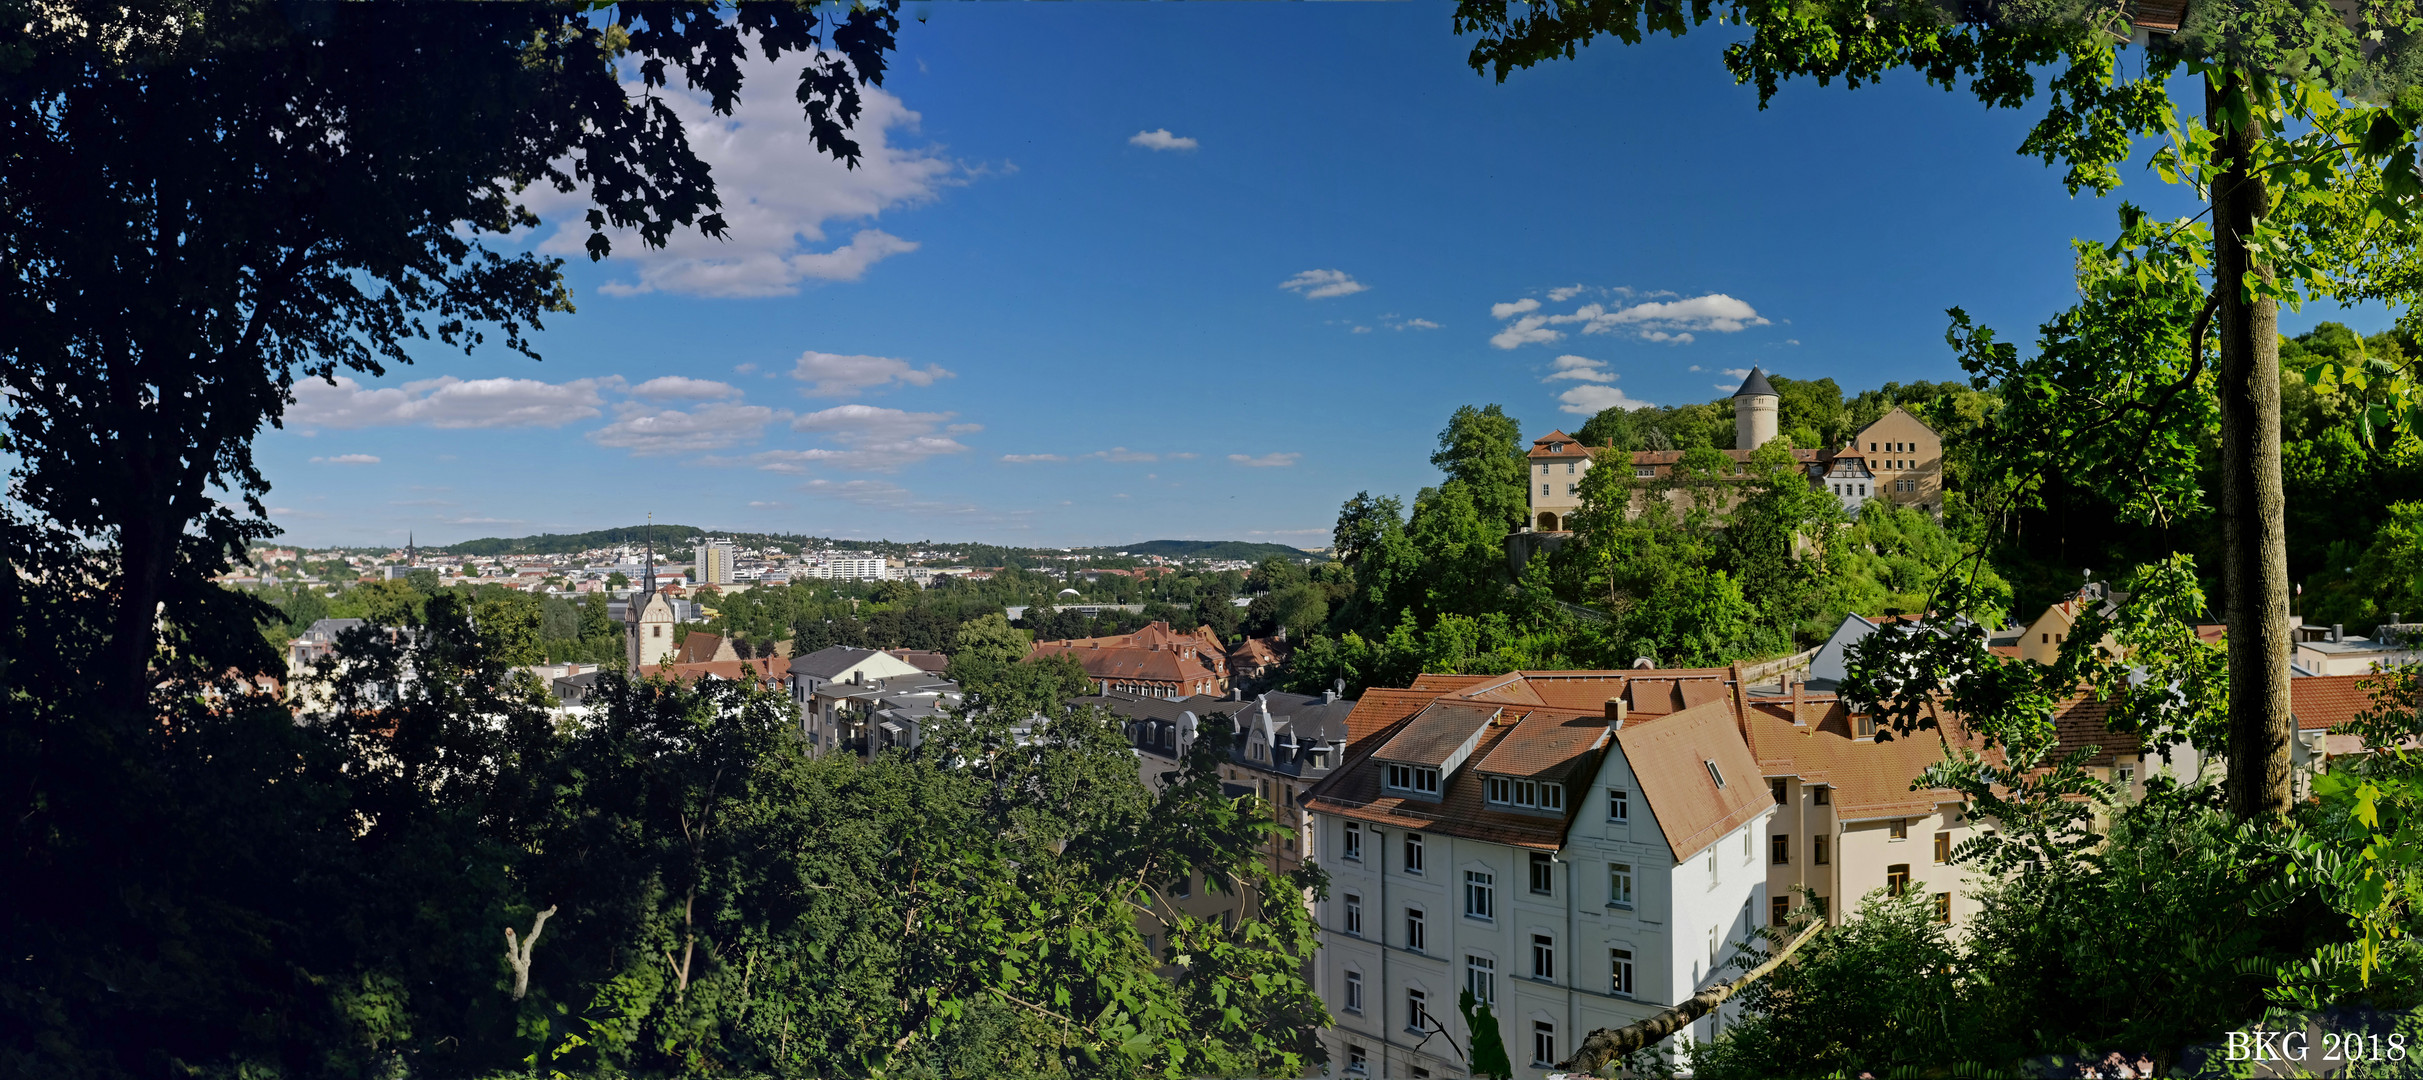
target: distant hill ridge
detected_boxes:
[1069,540,1323,561]
[434,528,1320,562]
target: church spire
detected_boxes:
[406,531,416,566]
[643,513,657,593]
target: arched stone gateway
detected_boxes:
[1537,511,1560,532]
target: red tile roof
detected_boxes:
[2294,675,2379,731]
[1741,694,1978,820]
[1342,688,1445,748]
[1617,698,1772,861]
[1370,701,1502,766]
[1528,431,1593,459]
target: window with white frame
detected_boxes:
[1610,948,1635,995]
[1466,955,1496,1005]
[1385,763,1440,796]
[1531,933,1555,981]
[1404,832,1425,875]
[1344,892,1362,937]
[1405,988,1428,1033]
[1529,851,1553,895]
[1343,821,1362,861]
[1532,1022,1557,1068]
[1465,870,1495,920]
[1343,970,1363,1014]
[1609,863,1634,908]
[1487,776,1566,812]
[1406,907,1426,952]
[1607,788,1629,822]
[1347,1045,1368,1075]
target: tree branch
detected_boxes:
[503,904,557,1001]
[1556,919,1823,1074]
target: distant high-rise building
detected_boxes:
[695,538,735,586]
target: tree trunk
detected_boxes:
[2210,69,2295,821]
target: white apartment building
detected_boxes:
[1306,673,1774,1079]
[803,555,890,581]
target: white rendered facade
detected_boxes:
[1313,751,1775,1078]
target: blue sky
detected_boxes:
[260,3,2371,550]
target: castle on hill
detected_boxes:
[1525,367,1944,532]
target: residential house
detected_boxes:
[1028,620,1230,699]
[288,617,368,674]
[1086,688,1358,967]
[1802,611,1935,691]
[1742,678,1989,931]
[788,645,942,756]
[1229,635,1291,686]
[2295,621,2423,676]
[1305,670,1775,1079]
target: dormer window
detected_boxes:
[1551,442,1565,453]
[1385,763,1441,796]
[1485,776,1565,812]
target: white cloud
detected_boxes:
[791,403,954,440]
[1688,365,1705,372]
[1229,452,1300,468]
[1557,384,1653,415]
[1487,291,1772,349]
[1546,285,1587,302]
[1585,294,1770,335]
[1545,355,1615,383]
[1489,314,1560,350]
[1785,339,1802,346]
[1722,367,1753,378]
[748,500,787,509]
[1280,269,1368,300]
[1394,317,1441,331]
[1001,453,1067,463]
[1086,447,1158,463]
[1128,128,1199,151]
[627,376,740,401]
[524,57,954,298]
[309,453,380,465]
[587,401,776,455]
[752,404,969,471]
[790,350,954,397]
[1350,325,1372,334]
[290,375,606,429]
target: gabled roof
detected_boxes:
[1528,431,1593,459]
[792,644,897,680]
[1741,693,1978,819]
[1616,698,1771,861]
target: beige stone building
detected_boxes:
[1524,369,1947,531]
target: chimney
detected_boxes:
[2332,623,2345,643]
[1324,688,1339,704]
[1790,675,1805,727]
[1605,697,1629,731]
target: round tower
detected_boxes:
[1732,366,1779,449]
